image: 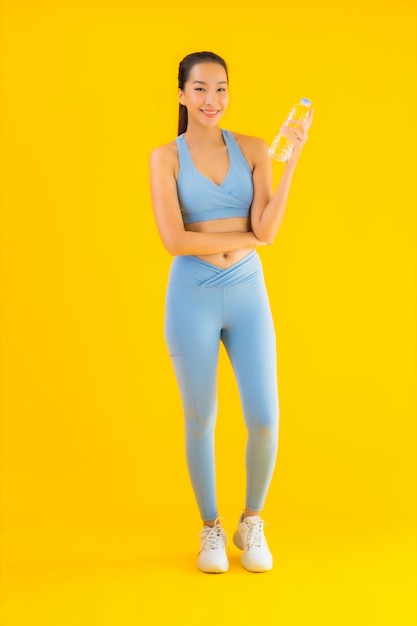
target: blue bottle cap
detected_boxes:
[300,98,312,106]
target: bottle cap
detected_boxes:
[300,97,312,106]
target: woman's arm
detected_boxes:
[249,112,313,242]
[149,145,268,256]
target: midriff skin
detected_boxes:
[184,216,255,269]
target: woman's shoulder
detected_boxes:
[149,138,179,170]
[226,130,269,168]
[227,130,268,150]
[150,138,178,158]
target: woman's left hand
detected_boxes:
[282,108,314,167]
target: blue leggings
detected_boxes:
[164,251,279,521]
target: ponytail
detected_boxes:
[178,103,188,136]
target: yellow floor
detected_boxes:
[1,522,415,625]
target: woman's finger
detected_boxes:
[281,127,308,142]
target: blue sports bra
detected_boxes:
[175,129,254,224]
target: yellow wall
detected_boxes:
[1,1,415,624]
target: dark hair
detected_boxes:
[177,51,229,136]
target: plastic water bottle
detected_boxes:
[268,97,313,162]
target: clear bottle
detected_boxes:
[268,97,313,162]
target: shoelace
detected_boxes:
[245,519,265,549]
[202,526,224,551]
[199,521,228,553]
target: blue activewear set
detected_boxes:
[164,129,279,521]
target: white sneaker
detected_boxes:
[196,519,229,573]
[233,513,273,572]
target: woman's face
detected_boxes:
[179,62,229,129]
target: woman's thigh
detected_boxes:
[221,282,279,425]
[164,285,223,421]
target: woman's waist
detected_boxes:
[191,246,255,270]
[167,250,264,288]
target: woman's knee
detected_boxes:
[246,407,279,439]
[185,405,217,441]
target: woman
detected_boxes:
[149,51,313,573]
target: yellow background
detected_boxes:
[1,0,416,624]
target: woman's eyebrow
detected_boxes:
[192,80,227,85]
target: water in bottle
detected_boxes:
[269,97,313,162]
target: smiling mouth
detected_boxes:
[201,110,219,116]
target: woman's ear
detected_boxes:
[178,88,185,105]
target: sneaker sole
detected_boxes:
[197,561,229,574]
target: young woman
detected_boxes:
[149,51,313,573]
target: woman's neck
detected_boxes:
[183,124,224,147]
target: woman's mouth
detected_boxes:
[201,109,219,118]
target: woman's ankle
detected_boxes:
[203,517,219,528]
